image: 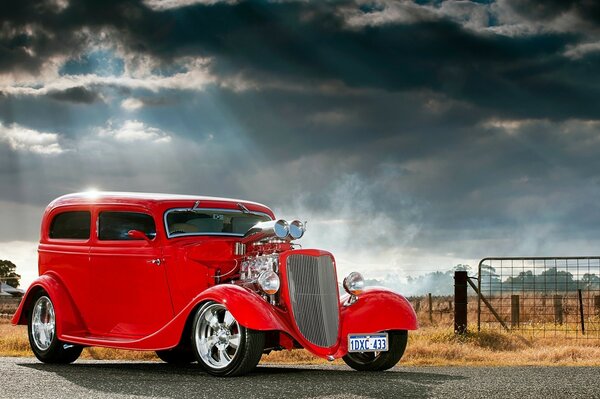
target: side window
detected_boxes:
[98,212,156,241]
[49,211,91,239]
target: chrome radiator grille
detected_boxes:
[286,254,339,347]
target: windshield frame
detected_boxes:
[163,207,273,239]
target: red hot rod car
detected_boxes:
[13,192,418,376]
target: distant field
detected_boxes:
[2,319,599,366]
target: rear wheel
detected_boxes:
[28,294,83,364]
[191,301,264,377]
[342,330,408,371]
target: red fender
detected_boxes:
[12,272,88,337]
[333,287,418,357]
[188,284,294,333]
[156,285,295,350]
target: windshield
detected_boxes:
[164,208,271,238]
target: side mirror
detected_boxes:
[127,230,151,242]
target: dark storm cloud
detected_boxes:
[106,2,599,120]
[505,0,600,25]
[47,86,103,104]
[1,0,599,121]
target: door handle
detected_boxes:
[148,258,162,266]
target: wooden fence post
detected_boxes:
[414,299,421,313]
[578,289,585,335]
[428,293,433,324]
[454,271,468,334]
[511,295,520,328]
[594,295,600,316]
[554,295,563,325]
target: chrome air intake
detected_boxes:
[243,219,306,243]
[286,254,339,348]
[243,219,289,243]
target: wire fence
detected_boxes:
[0,297,20,319]
[478,257,600,339]
[406,294,482,328]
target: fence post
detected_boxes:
[594,295,600,316]
[554,295,563,325]
[428,293,433,324]
[511,295,520,328]
[578,289,585,335]
[454,271,468,334]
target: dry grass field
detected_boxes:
[2,318,599,366]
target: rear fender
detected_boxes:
[11,273,87,337]
[334,287,418,357]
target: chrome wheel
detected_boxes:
[27,292,82,364]
[194,303,241,370]
[191,301,265,376]
[31,296,55,351]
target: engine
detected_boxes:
[235,219,305,303]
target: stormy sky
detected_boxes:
[1,0,600,288]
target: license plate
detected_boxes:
[348,333,388,352]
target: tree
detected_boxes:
[539,267,575,292]
[0,260,21,288]
[479,264,502,292]
[582,273,600,289]
[453,264,471,273]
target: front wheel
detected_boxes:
[342,330,408,371]
[28,294,83,364]
[191,301,265,377]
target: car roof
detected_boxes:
[48,192,273,214]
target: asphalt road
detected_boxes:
[0,357,597,399]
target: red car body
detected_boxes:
[13,192,417,372]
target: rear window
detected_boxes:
[49,211,91,239]
[98,211,156,241]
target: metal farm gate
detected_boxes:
[475,257,600,339]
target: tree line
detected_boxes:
[367,264,600,296]
[0,260,21,288]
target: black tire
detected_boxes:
[342,330,408,372]
[156,345,196,364]
[191,301,265,377]
[27,293,83,364]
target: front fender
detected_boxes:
[12,272,86,337]
[190,285,293,333]
[334,287,418,357]
[340,287,419,333]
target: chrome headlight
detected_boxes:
[257,270,280,295]
[343,272,365,296]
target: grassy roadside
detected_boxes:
[0,321,157,361]
[2,320,599,366]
